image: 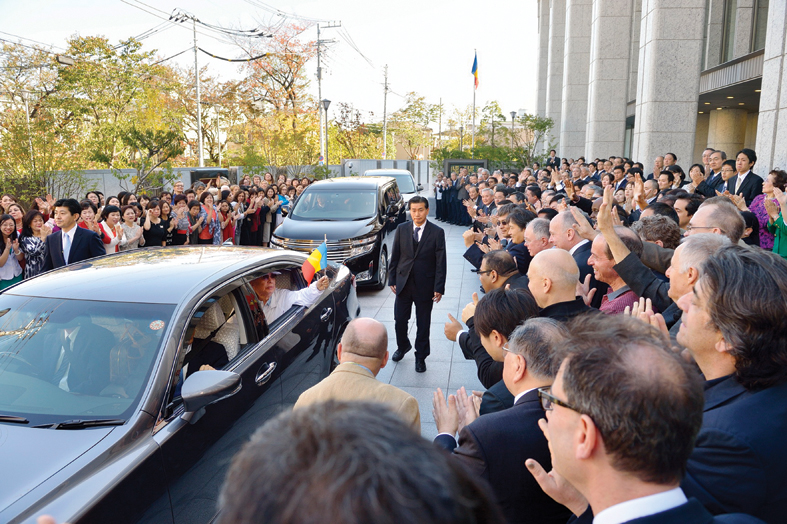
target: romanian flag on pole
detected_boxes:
[302,241,328,285]
[472,51,478,90]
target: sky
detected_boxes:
[0,0,539,127]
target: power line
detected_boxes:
[197,46,269,62]
[0,30,68,52]
[153,47,193,65]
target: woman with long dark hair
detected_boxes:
[159,200,176,245]
[142,200,167,247]
[0,214,23,288]
[18,210,50,279]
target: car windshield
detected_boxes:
[0,295,174,425]
[370,174,414,193]
[290,189,378,220]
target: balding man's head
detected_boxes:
[527,249,581,307]
[339,318,388,372]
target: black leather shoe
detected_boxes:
[392,348,410,362]
[415,358,426,373]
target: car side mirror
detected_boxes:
[181,370,242,423]
[417,184,423,192]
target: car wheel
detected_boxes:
[372,247,388,290]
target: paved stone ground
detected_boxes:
[356,219,484,440]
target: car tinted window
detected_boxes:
[290,189,377,221]
[0,295,174,425]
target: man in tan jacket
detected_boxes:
[294,317,420,432]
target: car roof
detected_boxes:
[307,177,393,190]
[363,169,412,176]
[4,246,295,304]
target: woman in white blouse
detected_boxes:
[98,205,123,254]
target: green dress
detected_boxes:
[767,213,787,259]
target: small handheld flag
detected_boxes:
[302,241,328,285]
[471,52,478,90]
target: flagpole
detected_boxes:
[471,48,476,159]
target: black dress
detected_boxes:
[142,219,168,247]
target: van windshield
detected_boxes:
[290,190,378,221]
[370,174,414,193]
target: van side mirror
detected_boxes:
[417,184,423,192]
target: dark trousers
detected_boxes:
[394,278,434,360]
[436,198,443,220]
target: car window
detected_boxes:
[160,282,251,421]
[290,189,377,221]
[0,295,175,426]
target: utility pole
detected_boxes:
[382,64,388,160]
[22,91,35,174]
[316,22,341,163]
[215,106,221,168]
[193,18,204,167]
[438,98,442,149]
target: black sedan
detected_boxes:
[0,246,359,523]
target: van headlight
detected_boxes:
[349,235,377,257]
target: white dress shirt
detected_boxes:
[569,239,589,256]
[593,487,687,524]
[262,282,323,322]
[413,222,426,242]
[61,225,79,264]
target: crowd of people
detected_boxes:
[0,173,315,287]
[24,150,787,524]
[206,149,785,524]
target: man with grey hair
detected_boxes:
[433,318,572,524]
[294,318,419,431]
[597,192,731,331]
[549,210,607,308]
[525,218,552,257]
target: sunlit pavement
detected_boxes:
[356,218,484,440]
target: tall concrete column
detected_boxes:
[632,0,706,169]
[536,0,550,119]
[755,0,787,175]
[545,0,566,152]
[559,0,593,159]
[733,0,755,59]
[585,0,634,159]
[707,109,748,156]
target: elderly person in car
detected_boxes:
[250,271,330,323]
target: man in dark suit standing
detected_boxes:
[675,245,787,523]
[433,318,572,524]
[388,196,447,372]
[526,315,762,524]
[42,198,106,271]
[548,210,607,308]
[728,148,763,206]
[545,150,560,170]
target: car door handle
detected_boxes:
[255,361,277,386]
[320,307,333,322]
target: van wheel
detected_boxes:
[372,248,388,290]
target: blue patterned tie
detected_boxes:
[62,233,72,264]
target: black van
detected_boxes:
[269,177,406,289]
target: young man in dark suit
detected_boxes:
[527,315,762,524]
[388,196,447,372]
[42,198,106,271]
[434,316,572,524]
[728,148,763,206]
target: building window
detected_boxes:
[752,0,769,52]
[721,0,738,63]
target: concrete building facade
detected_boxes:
[536,0,783,174]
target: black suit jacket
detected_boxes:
[388,220,446,299]
[545,156,561,169]
[506,241,531,275]
[35,323,115,395]
[42,227,106,271]
[682,377,787,523]
[434,390,572,524]
[539,298,595,322]
[695,171,726,198]
[729,172,763,206]
[570,498,764,524]
[572,241,607,309]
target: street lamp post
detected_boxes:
[321,99,331,174]
[459,125,464,152]
[510,111,516,149]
